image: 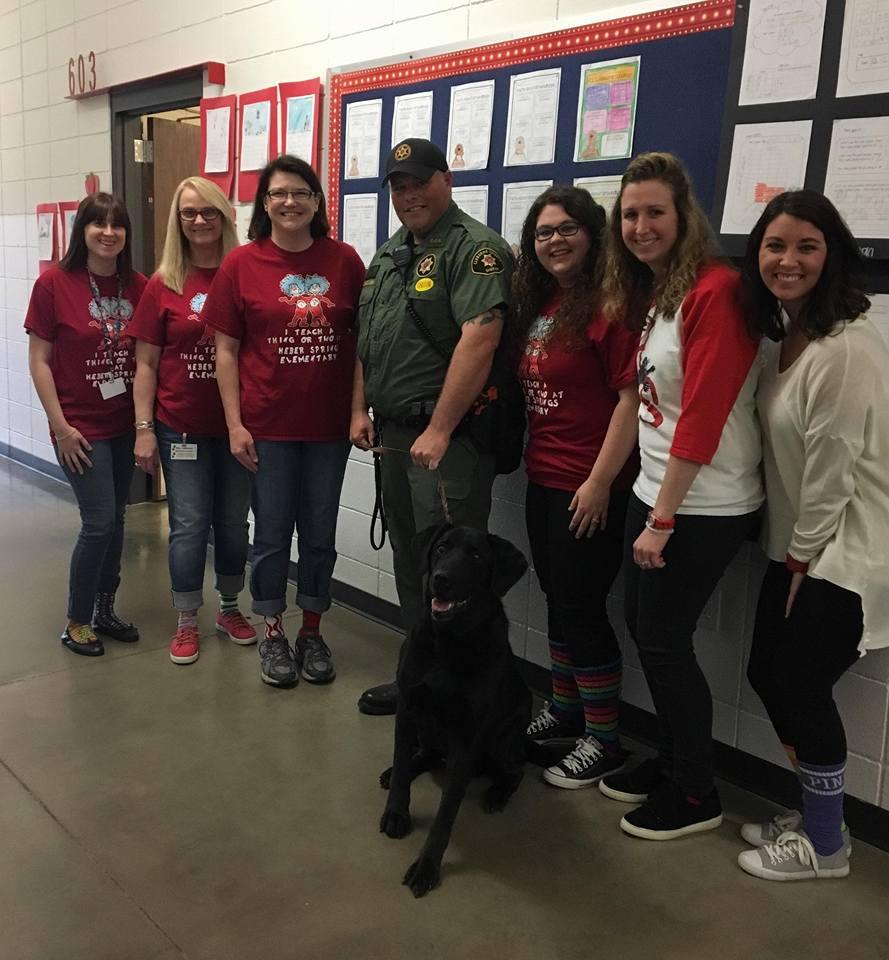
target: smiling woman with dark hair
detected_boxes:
[736,190,889,883]
[204,155,365,690]
[25,192,148,657]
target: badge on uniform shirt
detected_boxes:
[415,278,434,292]
[170,442,198,461]
[416,254,436,277]
[99,377,126,400]
[471,247,504,276]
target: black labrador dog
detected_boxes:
[379,522,531,898]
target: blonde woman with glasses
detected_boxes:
[129,176,257,666]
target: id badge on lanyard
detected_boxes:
[88,270,127,400]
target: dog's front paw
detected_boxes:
[403,856,441,898]
[379,766,392,789]
[482,777,520,813]
[380,807,412,838]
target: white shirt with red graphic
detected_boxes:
[634,263,764,515]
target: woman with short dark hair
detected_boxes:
[737,190,889,882]
[26,192,148,657]
[205,155,365,689]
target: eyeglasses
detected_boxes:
[179,207,221,222]
[534,222,582,242]
[266,188,316,202]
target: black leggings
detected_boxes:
[525,482,627,669]
[747,562,862,766]
[624,493,757,796]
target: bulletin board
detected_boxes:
[713,0,889,265]
[327,0,736,247]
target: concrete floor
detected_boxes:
[2,455,888,960]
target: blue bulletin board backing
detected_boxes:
[328,1,735,245]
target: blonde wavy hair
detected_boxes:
[156,177,239,294]
[599,152,718,331]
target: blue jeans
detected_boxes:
[249,440,350,617]
[56,432,135,624]
[157,421,251,612]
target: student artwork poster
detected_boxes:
[574,56,641,162]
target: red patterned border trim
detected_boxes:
[327,0,735,232]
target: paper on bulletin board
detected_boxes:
[240,101,271,171]
[392,91,433,146]
[388,198,401,238]
[447,80,495,171]
[58,200,79,257]
[738,0,826,105]
[285,95,315,160]
[200,95,236,198]
[504,69,560,166]
[574,175,623,217]
[452,186,489,225]
[345,99,383,180]
[823,116,889,239]
[869,294,889,345]
[720,120,812,234]
[37,211,55,260]
[502,180,553,253]
[837,0,889,98]
[343,193,379,266]
[574,56,640,162]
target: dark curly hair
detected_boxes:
[248,154,329,241]
[743,190,870,341]
[511,185,606,350]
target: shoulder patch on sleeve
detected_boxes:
[470,247,504,276]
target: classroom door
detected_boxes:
[149,116,202,266]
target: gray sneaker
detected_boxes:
[297,633,335,684]
[738,829,850,881]
[741,810,851,856]
[259,636,297,687]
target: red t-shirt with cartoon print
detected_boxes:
[127,267,226,437]
[24,265,148,441]
[519,291,640,492]
[203,236,364,442]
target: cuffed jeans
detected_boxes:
[249,439,350,617]
[56,431,134,624]
[157,421,251,612]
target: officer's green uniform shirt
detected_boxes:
[356,201,514,421]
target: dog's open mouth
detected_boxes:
[430,596,469,621]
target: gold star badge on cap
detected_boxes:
[394,143,412,161]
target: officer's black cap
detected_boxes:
[382,138,448,186]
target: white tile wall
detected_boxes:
[0,0,886,812]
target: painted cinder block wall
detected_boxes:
[1,0,887,808]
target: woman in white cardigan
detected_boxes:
[738,189,889,883]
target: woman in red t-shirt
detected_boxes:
[26,193,147,657]
[515,185,640,789]
[129,176,256,667]
[204,155,365,690]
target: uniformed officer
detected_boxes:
[351,138,514,716]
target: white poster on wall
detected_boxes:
[447,80,495,171]
[342,193,379,266]
[824,116,889,239]
[504,69,560,166]
[345,99,383,180]
[392,91,433,146]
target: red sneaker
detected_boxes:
[170,625,200,664]
[216,610,257,646]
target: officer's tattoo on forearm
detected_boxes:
[464,306,504,327]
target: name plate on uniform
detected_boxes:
[99,377,125,400]
[170,443,198,461]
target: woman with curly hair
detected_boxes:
[129,176,254,666]
[595,153,764,839]
[736,191,889,882]
[203,155,365,689]
[516,186,640,788]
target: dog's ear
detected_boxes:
[487,533,528,597]
[412,521,451,571]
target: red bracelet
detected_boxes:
[646,511,676,531]
[785,554,809,574]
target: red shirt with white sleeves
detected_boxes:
[24,265,147,441]
[127,267,226,437]
[634,263,764,515]
[203,236,365,442]
[519,291,640,492]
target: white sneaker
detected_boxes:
[740,810,851,856]
[738,829,850,881]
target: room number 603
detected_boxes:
[67,52,97,97]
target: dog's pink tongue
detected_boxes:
[431,598,454,613]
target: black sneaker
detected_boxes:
[526,702,584,743]
[620,782,723,840]
[92,612,139,643]
[259,636,298,688]
[599,757,666,803]
[542,736,627,789]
